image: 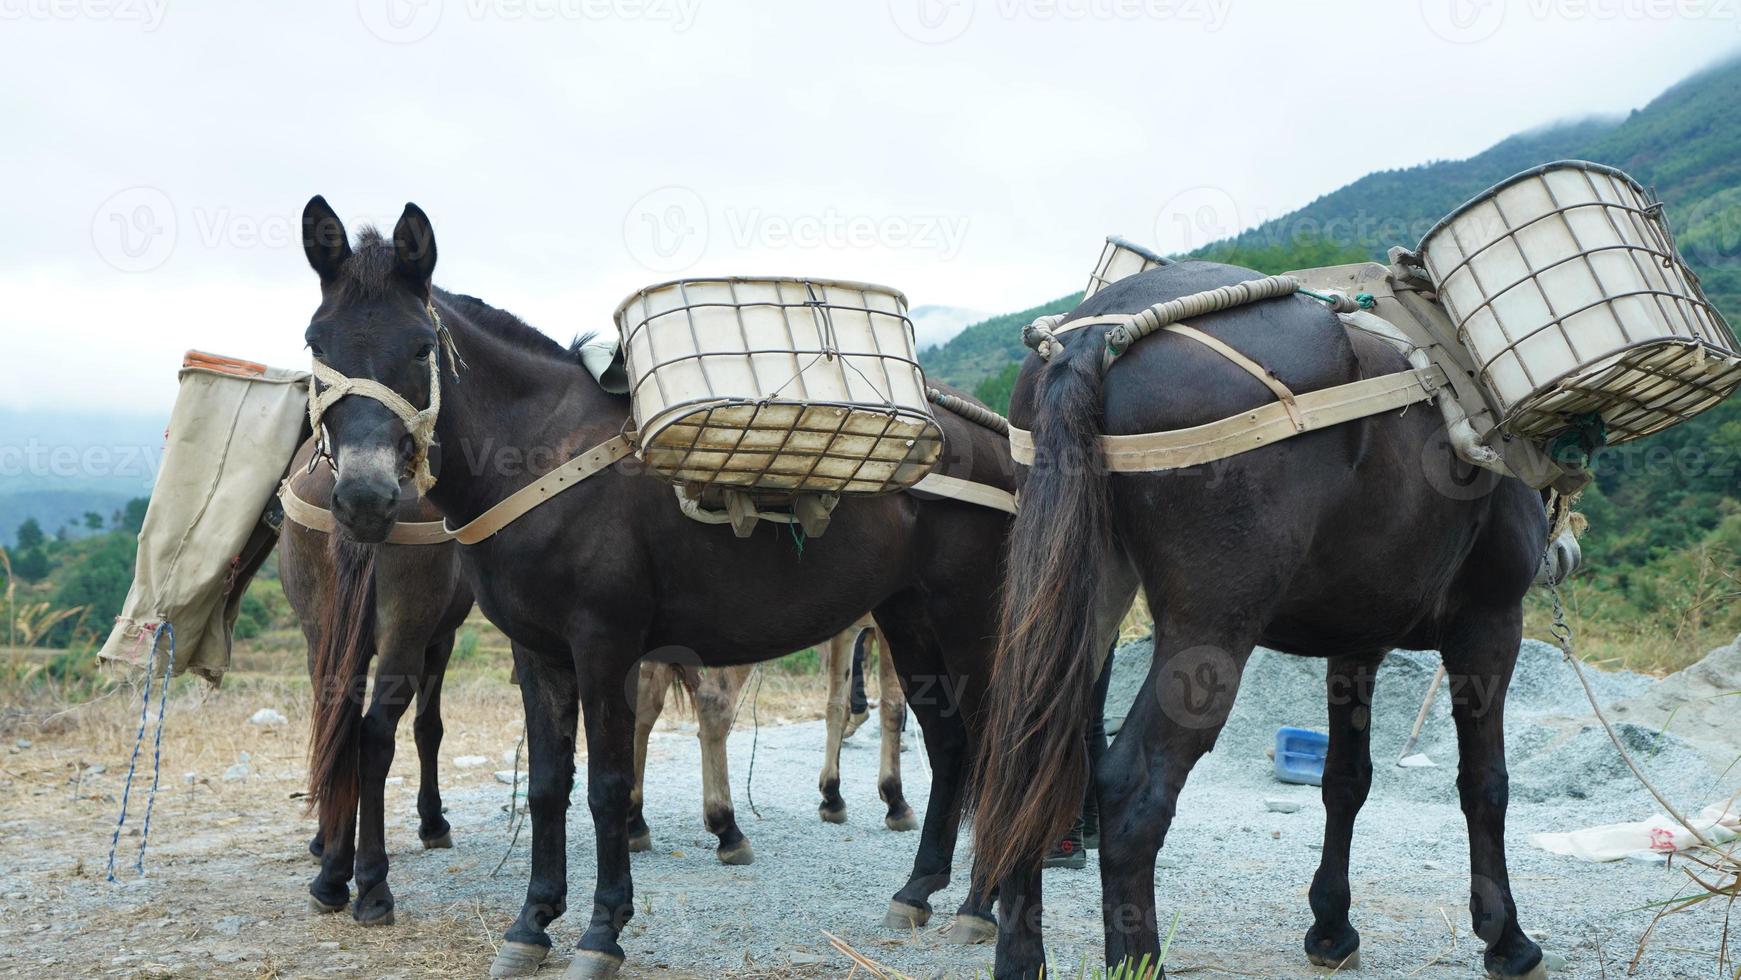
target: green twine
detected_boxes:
[1547,412,1608,470]
[787,520,805,557]
[1298,287,1378,311]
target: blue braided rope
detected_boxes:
[135,623,175,873]
[106,623,168,882]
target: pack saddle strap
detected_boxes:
[1009,366,1446,473]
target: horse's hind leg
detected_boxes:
[413,631,456,849]
[626,662,669,853]
[696,665,753,865]
[818,629,852,824]
[1444,607,1546,980]
[1099,623,1253,975]
[1303,653,1382,970]
[872,628,917,832]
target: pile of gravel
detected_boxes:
[1103,634,1737,811]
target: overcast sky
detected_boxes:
[2,0,1737,415]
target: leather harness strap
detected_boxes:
[278,482,457,545]
[1162,323,1306,432]
[443,434,636,545]
[1010,365,1447,473]
[908,472,1018,515]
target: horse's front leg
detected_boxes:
[412,631,457,850]
[626,661,669,854]
[695,666,753,864]
[1445,607,1546,980]
[351,654,423,925]
[872,628,917,832]
[491,643,578,979]
[818,629,852,823]
[569,637,640,979]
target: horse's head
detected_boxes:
[300,195,445,543]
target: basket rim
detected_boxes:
[612,275,911,327]
[1416,159,1651,253]
[1102,235,1170,267]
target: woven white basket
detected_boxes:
[614,277,943,494]
[1418,161,1741,444]
[1084,236,1168,299]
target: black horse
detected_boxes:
[281,439,474,924]
[973,261,1550,980]
[297,197,1014,977]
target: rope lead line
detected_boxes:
[107,622,175,881]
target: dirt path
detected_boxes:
[1,642,1737,978]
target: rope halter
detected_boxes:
[307,303,463,496]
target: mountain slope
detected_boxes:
[921,57,1741,394]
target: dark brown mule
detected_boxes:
[973,260,1551,980]
[281,439,475,924]
[297,197,1013,978]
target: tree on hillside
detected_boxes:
[122,497,148,534]
[15,519,44,551]
[83,512,104,531]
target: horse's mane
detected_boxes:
[346,226,591,368]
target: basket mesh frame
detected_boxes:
[618,277,944,494]
[1422,162,1741,444]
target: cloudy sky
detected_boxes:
[2,0,1737,415]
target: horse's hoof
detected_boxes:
[1487,962,1548,980]
[1308,950,1359,970]
[716,840,754,866]
[307,894,348,915]
[883,899,931,930]
[421,830,454,850]
[626,829,652,853]
[819,803,847,825]
[490,941,551,978]
[941,914,996,945]
[884,807,917,832]
[353,884,395,926]
[563,950,624,979]
[355,906,396,927]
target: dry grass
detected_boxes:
[0,624,837,979]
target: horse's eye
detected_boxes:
[308,343,325,359]
[414,343,434,361]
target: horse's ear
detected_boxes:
[392,203,437,299]
[302,195,351,283]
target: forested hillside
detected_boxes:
[921,57,1741,669]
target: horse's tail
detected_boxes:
[307,537,378,830]
[972,338,1113,892]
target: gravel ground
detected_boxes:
[1,637,1737,978]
